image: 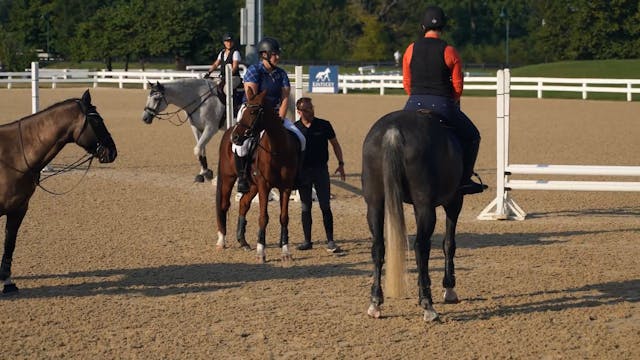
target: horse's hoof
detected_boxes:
[423,308,440,322]
[256,255,266,264]
[194,174,205,183]
[238,241,251,251]
[215,244,226,251]
[203,169,214,180]
[2,283,19,295]
[443,288,459,304]
[367,303,381,319]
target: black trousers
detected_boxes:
[298,165,333,243]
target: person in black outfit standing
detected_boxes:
[294,97,345,253]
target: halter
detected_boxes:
[143,80,218,126]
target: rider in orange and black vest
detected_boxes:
[403,5,487,195]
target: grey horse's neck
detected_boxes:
[164,79,217,109]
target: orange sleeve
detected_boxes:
[444,45,463,101]
[402,43,414,95]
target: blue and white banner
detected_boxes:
[309,66,339,93]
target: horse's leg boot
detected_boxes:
[234,153,250,193]
[460,139,488,195]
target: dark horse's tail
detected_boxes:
[382,126,408,298]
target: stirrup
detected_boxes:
[460,172,488,195]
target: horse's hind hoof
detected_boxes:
[194,174,205,183]
[367,303,381,318]
[2,283,19,295]
[203,169,214,180]
[443,288,459,304]
[423,310,440,322]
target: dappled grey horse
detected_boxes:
[142,78,229,182]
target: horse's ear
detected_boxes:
[81,89,91,105]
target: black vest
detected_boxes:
[219,48,240,76]
[409,37,453,97]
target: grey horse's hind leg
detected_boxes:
[195,155,214,182]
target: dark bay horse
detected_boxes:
[216,90,300,263]
[362,109,464,321]
[141,79,226,182]
[0,90,117,294]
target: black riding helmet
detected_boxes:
[222,32,233,42]
[422,5,447,31]
[257,37,281,58]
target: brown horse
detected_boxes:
[0,90,117,294]
[215,90,300,262]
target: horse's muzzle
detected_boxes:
[142,109,155,124]
[96,142,118,163]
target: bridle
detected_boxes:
[17,100,108,195]
[232,103,264,142]
[143,81,218,126]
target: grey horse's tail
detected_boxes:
[382,126,408,298]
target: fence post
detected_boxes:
[225,64,234,129]
[295,66,303,121]
[31,62,39,113]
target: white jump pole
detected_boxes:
[31,62,39,113]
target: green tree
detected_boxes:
[0,24,37,71]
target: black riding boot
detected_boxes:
[234,152,250,193]
[460,139,487,195]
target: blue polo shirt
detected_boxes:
[243,62,290,110]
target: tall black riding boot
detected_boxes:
[460,139,488,195]
[234,152,250,193]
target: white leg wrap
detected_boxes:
[216,231,225,248]
[256,243,265,256]
[281,244,290,255]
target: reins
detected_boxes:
[15,105,98,196]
